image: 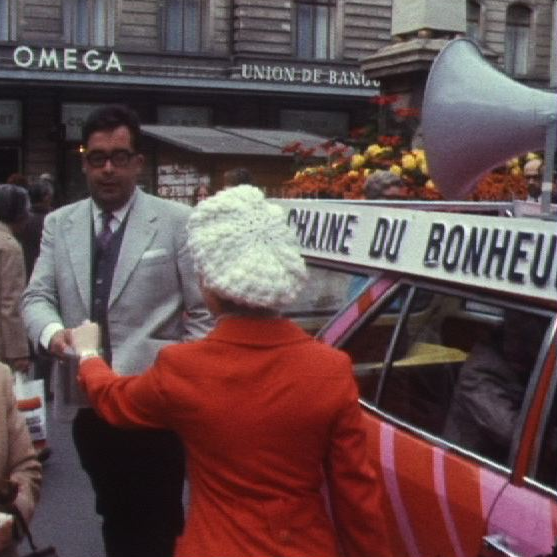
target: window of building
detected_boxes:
[466,0,481,41]
[296,0,337,60]
[0,0,16,42]
[63,0,114,47]
[505,3,531,75]
[164,0,206,52]
[341,283,552,467]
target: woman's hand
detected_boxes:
[0,512,14,551]
[71,320,101,359]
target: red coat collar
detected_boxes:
[206,316,311,347]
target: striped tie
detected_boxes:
[97,212,113,250]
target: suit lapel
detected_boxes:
[109,190,157,308]
[64,201,93,315]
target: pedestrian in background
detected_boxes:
[0,184,30,375]
[5,175,28,190]
[364,169,408,200]
[0,362,41,557]
[16,178,54,282]
[191,183,211,206]
[15,178,55,405]
[21,105,213,557]
[222,167,253,189]
[71,185,392,557]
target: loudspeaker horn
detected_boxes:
[422,38,557,200]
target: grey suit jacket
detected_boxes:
[21,189,212,413]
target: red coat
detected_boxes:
[79,317,391,557]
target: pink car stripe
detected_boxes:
[323,277,396,345]
[323,303,359,345]
[380,423,421,557]
[433,448,466,557]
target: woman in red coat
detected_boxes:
[72,185,391,557]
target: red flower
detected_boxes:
[395,107,421,118]
[378,135,402,147]
[299,147,316,159]
[370,94,400,106]
[282,141,303,154]
[349,127,368,139]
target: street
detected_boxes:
[29,401,104,557]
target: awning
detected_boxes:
[141,125,341,157]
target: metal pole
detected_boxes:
[541,118,556,217]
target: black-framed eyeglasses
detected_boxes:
[85,149,137,168]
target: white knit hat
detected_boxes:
[187,184,307,309]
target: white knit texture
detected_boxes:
[187,185,307,309]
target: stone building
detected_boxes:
[0,0,394,202]
[0,1,554,202]
[361,0,557,141]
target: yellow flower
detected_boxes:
[510,166,522,176]
[389,164,402,176]
[412,149,426,165]
[425,179,436,190]
[401,153,417,170]
[351,154,366,169]
[526,152,541,161]
[365,144,383,158]
[348,170,360,178]
[363,168,371,177]
[506,157,520,168]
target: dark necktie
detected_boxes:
[98,212,114,250]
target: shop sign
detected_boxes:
[157,164,209,205]
[61,103,103,141]
[241,63,379,88]
[0,100,21,139]
[13,46,122,72]
[157,106,212,126]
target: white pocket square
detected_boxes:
[141,248,168,260]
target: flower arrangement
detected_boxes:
[282,94,538,201]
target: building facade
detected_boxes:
[0,0,554,203]
[0,0,394,203]
[361,0,556,137]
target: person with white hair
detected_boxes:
[523,158,543,202]
[70,185,391,557]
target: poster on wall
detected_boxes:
[157,164,209,205]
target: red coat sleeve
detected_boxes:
[324,360,393,557]
[78,351,173,430]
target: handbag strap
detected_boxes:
[7,503,38,551]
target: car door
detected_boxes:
[484,321,557,557]
[328,280,555,557]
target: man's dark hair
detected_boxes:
[0,184,29,224]
[82,104,142,152]
[224,167,253,186]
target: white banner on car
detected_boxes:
[275,199,557,302]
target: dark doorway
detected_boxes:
[0,146,20,182]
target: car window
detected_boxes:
[341,285,552,467]
[284,264,375,335]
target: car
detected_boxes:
[279,198,557,557]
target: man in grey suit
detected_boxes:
[21,105,212,557]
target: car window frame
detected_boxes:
[333,274,556,476]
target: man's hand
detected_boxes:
[48,329,74,360]
[6,358,30,373]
